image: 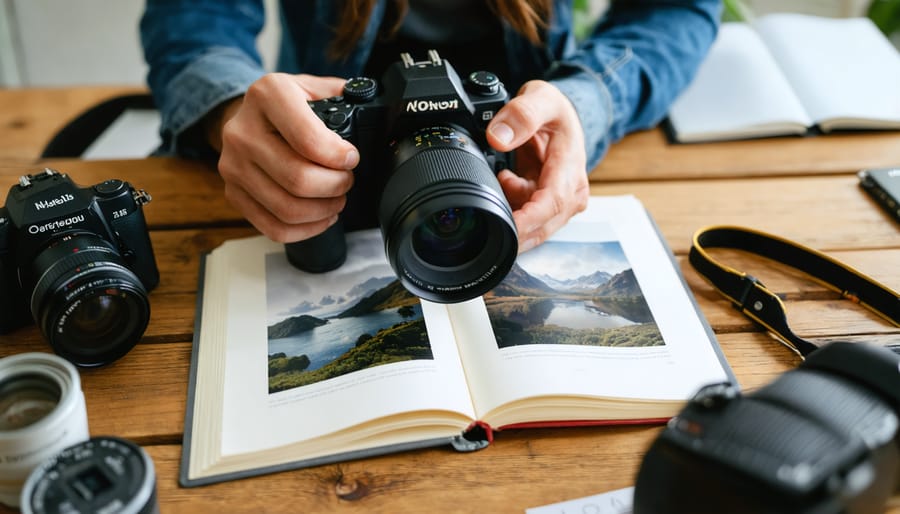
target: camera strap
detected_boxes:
[689,225,900,357]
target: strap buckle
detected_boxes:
[734,274,763,312]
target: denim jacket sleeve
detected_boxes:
[547,0,721,169]
[140,0,268,157]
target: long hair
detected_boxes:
[330,0,552,59]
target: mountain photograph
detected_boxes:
[264,233,433,394]
[486,239,663,349]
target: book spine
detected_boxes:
[450,421,494,452]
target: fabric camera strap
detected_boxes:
[689,226,900,357]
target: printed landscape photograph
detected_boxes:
[264,231,433,394]
[486,227,663,349]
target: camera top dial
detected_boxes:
[343,77,378,103]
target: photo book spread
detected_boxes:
[180,195,735,486]
[666,14,900,143]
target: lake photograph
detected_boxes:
[264,231,433,393]
[485,233,664,349]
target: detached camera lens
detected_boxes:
[379,126,517,303]
[21,436,159,514]
[0,353,88,508]
[29,233,150,367]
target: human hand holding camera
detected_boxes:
[487,79,590,254]
[211,72,589,255]
[211,73,359,243]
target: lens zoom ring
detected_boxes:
[30,248,123,315]
[381,147,501,219]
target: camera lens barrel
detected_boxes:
[28,233,151,367]
[0,352,88,508]
[20,436,158,514]
[379,126,517,303]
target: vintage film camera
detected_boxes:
[634,342,900,514]
[286,50,518,304]
[0,169,159,367]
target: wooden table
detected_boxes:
[1,87,899,513]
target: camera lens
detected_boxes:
[0,353,89,508]
[412,207,487,268]
[21,436,158,514]
[28,233,150,367]
[379,126,517,303]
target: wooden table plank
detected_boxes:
[2,160,897,253]
[594,129,900,181]
[593,175,900,253]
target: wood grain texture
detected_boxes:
[593,128,900,181]
[0,87,898,514]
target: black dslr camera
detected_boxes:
[286,50,518,304]
[634,342,900,514]
[0,169,159,367]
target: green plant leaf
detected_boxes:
[722,0,755,22]
[868,0,900,37]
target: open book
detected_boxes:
[180,195,734,486]
[666,14,900,143]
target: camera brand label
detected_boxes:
[27,214,86,234]
[33,193,75,211]
[405,99,460,113]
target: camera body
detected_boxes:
[287,50,518,304]
[0,169,159,366]
[634,342,900,514]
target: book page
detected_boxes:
[213,232,476,458]
[666,22,812,142]
[754,14,900,130]
[450,196,730,427]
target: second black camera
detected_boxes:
[0,169,159,367]
[286,50,518,304]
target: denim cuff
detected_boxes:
[546,61,617,171]
[158,46,265,157]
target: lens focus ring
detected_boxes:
[27,234,150,367]
[378,127,518,303]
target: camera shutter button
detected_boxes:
[325,111,350,130]
[94,179,126,197]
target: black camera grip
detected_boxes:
[284,221,347,273]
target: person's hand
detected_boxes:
[210,73,360,242]
[486,80,590,253]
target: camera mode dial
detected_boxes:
[343,77,378,103]
[94,179,126,197]
[467,71,500,95]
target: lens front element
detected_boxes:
[380,126,518,303]
[29,234,150,367]
[0,374,60,431]
[412,207,488,268]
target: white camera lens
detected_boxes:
[0,353,89,507]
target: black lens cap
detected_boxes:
[21,436,158,514]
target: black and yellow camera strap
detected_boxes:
[689,225,900,357]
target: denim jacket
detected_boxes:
[140,0,720,168]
